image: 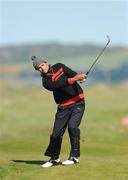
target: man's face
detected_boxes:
[38,63,49,74]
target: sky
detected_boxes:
[0,0,128,46]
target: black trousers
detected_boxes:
[44,100,85,159]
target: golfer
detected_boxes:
[31,56,87,168]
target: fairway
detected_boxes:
[0,83,128,180]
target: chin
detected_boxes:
[42,70,48,74]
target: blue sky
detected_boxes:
[0,0,128,46]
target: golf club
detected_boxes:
[81,35,110,82]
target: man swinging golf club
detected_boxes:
[31,56,87,168]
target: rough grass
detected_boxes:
[0,82,128,180]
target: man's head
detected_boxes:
[31,56,49,74]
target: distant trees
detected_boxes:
[0,43,128,84]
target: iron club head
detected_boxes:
[106,35,111,44]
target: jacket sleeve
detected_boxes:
[42,63,78,91]
[42,76,68,91]
[61,63,79,85]
[60,63,77,77]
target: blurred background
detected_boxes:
[0,0,128,85]
[0,1,128,179]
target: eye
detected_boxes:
[39,64,43,69]
[40,64,44,68]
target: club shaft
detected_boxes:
[86,39,110,76]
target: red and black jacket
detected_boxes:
[42,63,85,106]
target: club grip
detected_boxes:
[86,72,89,76]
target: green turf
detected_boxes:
[0,83,128,180]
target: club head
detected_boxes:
[106,35,111,43]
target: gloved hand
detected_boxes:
[73,74,87,81]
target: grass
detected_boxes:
[0,82,128,180]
